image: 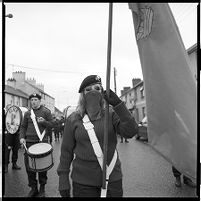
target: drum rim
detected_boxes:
[27,148,53,158]
[28,162,54,172]
[27,142,53,158]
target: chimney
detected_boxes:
[36,83,44,91]
[121,87,130,95]
[12,71,26,82]
[132,78,141,87]
[7,78,17,89]
[26,77,36,86]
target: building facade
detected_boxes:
[4,85,29,111]
[6,71,55,113]
[120,79,146,123]
[54,106,64,118]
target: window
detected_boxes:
[142,107,146,118]
[140,86,144,99]
[135,108,139,122]
[134,89,137,100]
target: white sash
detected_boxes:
[30,109,46,142]
[82,114,117,197]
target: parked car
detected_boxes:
[136,116,148,142]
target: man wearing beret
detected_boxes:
[57,75,138,197]
[19,93,53,197]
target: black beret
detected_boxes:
[79,75,102,93]
[29,93,41,100]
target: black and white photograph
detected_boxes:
[2,2,198,198]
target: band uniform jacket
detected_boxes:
[19,105,53,143]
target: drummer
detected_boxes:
[19,93,54,197]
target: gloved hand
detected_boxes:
[20,138,26,145]
[103,89,122,107]
[60,189,70,197]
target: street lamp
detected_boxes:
[5,14,13,18]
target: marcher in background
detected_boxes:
[4,130,21,173]
[46,127,53,145]
[54,118,60,141]
[120,136,129,143]
[59,116,65,138]
[19,93,53,197]
[57,75,138,197]
[172,166,196,188]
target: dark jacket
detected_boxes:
[19,105,53,143]
[57,102,138,191]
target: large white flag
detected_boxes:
[129,3,197,180]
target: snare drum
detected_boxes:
[27,142,54,172]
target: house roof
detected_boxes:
[120,80,144,98]
[5,85,29,99]
[54,106,63,114]
[25,81,54,99]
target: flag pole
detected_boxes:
[102,2,113,195]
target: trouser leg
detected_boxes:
[24,142,38,188]
[11,134,20,163]
[11,144,19,164]
[5,133,12,165]
[72,179,123,197]
[72,182,101,197]
[38,171,47,186]
[107,179,123,197]
[5,145,11,165]
[24,153,37,187]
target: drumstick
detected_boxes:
[22,142,28,151]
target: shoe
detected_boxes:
[5,165,8,173]
[183,178,196,188]
[12,163,21,170]
[37,185,45,197]
[175,177,182,187]
[125,140,129,143]
[28,187,39,197]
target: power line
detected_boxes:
[6,63,104,74]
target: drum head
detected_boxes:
[5,105,25,134]
[28,143,52,155]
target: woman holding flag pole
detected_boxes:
[57,4,138,197]
[57,74,138,197]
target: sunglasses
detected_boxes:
[84,84,102,93]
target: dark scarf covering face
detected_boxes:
[84,90,103,121]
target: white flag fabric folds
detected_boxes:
[129,3,197,180]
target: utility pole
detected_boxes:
[114,67,117,93]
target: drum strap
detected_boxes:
[82,114,117,197]
[30,109,46,141]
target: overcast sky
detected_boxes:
[3,3,198,111]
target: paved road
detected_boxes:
[3,135,197,197]
[117,138,197,197]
